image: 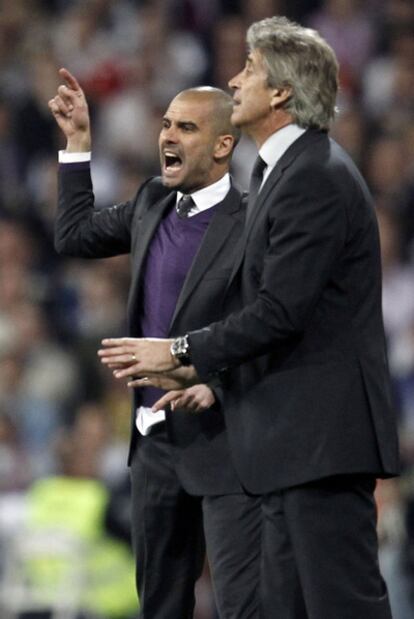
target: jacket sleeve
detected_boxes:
[55,162,148,258]
[188,163,349,380]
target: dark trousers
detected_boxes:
[130,427,205,619]
[203,475,392,619]
[203,492,262,618]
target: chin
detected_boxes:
[231,111,239,124]
[162,176,180,189]
[231,107,244,126]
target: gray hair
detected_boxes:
[247,16,339,130]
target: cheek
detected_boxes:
[247,89,269,114]
[188,145,212,168]
[242,85,257,104]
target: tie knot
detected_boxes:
[176,194,194,219]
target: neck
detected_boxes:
[248,113,294,149]
[203,165,230,188]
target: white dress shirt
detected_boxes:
[258,123,306,189]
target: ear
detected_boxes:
[270,86,292,109]
[214,134,235,160]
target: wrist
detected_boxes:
[66,135,91,153]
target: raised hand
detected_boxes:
[48,68,91,151]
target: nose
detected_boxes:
[228,70,242,90]
[161,124,178,143]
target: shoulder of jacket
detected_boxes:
[229,177,247,201]
[135,175,172,204]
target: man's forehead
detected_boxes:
[164,95,212,123]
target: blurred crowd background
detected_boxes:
[0,0,413,617]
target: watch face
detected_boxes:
[171,336,191,365]
[173,337,186,355]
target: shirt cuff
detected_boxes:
[58,150,91,163]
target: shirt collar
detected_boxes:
[176,173,231,216]
[259,124,306,172]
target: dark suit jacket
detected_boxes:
[189,129,400,493]
[55,164,245,495]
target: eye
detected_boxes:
[182,123,196,132]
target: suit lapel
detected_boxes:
[225,129,325,289]
[169,185,244,330]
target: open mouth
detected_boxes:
[164,151,183,170]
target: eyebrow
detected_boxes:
[162,117,199,130]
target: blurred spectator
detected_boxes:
[0,416,138,619]
[52,0,127,100]
[365,134,407,198]
[11,301,79,408]
[377,205,414,467]
[376,478,413,619]
[308,0,377,98]
[0,97,21,208]
[383,0,414,27]
[212,13,246,89]
[330,105,367,168]
[14,50,61,181]
[0,312,58,478]
[0,299,80,476]
[73,261,128,339]
[363,23,414,124]
[241,0,287,23]
[0,408,31,492]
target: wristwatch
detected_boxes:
[170,335,192,366]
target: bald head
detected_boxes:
[174,87,240,149]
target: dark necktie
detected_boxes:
[176,195,195,219]
[246,155,267,222]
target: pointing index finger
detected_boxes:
[59,67,82,92]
